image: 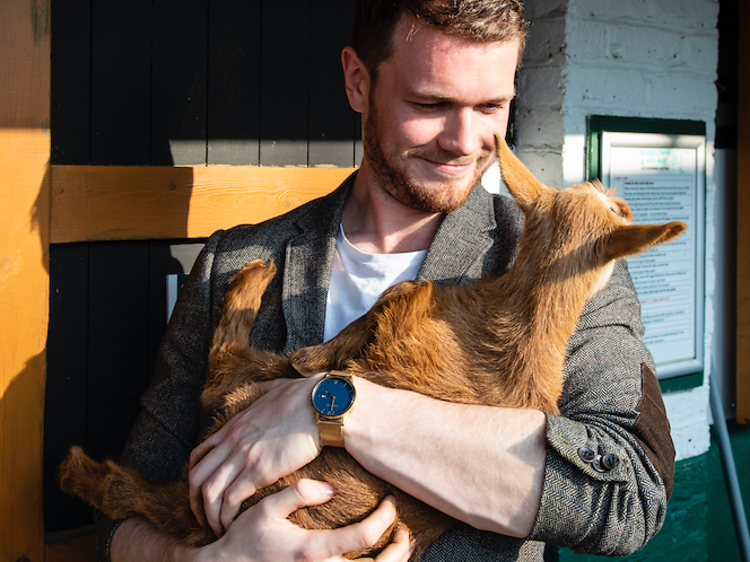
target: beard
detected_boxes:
[362,99,495,214]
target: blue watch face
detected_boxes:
[312,376,355,417]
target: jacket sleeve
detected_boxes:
[528,260,675,555]
[94,231,227,562]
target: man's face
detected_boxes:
[361,20,519,214]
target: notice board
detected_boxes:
[588,116,705,383]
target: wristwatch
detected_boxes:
[310,370,356,447]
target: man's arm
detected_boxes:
[345,380,547,537]
[526,262,674,554]
[190,375,547,540]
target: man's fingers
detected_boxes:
[188,431,228,493]
[219,471,262,532]
[188,443,229,531]
[189,443,245,537]
[189,420,230,470]
[315,495,398,559]
[223,485,404,562]
[258,479,336,520]
[370,526,413,562]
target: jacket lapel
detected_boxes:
[281,173,355,353]
[418,185,498,285]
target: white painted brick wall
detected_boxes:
[514,8,566,186]
[514,0,720,460]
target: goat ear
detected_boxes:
[604,221,687,262]
[495,133,547,208]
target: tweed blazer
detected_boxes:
[96,173,674,561]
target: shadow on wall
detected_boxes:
[2,351,47,557]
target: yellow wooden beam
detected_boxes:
[0,1,50,560]
[50,165,356,243]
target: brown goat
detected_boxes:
[59,134,686,560]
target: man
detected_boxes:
[98,1,675,561]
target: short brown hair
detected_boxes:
[352,0,528,81]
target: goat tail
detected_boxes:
[59,447,114,512]
[59,446,148,519]
[59,446,207,543]
[209,259,277,361]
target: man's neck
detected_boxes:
[341,165,444,254]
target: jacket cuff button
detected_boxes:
[602,453,619,470]
[578,446,596,463]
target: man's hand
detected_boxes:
[189,376,324,537]
[112,480,412,562]
[193,480,412,562]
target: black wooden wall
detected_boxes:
[51,0,359,167]
[45,0,358,535]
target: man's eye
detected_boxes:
[480,103,504,113]
[412,102,444,111]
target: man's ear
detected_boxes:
[342,46,369,114]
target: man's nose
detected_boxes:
[437,108,482,156]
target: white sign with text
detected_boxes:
[602,133,705,378]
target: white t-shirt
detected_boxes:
[323,226,427,342]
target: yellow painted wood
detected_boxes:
[737,0,750,423]
[50,165,356,243]
[0,0,51,560]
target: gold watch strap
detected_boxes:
[317,417,346,448]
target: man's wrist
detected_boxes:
[179,542,206,562]
[110,517,201,562]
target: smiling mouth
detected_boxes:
[404,146,493,179]
[418,155,481,177]
[433,163,472,177]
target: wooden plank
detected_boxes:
[0,0,50,559]
[151,0,208,166]
[50,0,91,164]
[50,165,355,243]
[90,0,152,164]
[44,244,90,533]
[308,0,358,167]
[207,0,261,165]
[737,0,750,424]
[87,243,150,462]
[259,0,310,166]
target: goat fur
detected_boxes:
[59,134,686,559]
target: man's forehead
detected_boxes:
[390,15,520,56]
[388,21,519,70]
[380,23,518,99]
